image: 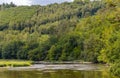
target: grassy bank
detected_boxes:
[0,60,33,67]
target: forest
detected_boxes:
[0,0,120,76]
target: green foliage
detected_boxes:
[2,40,24,59]
[0,60,32,67]
[0,6,38,30]
[0,2,16,11]
[0,0,103,61]
[110,61,120,77]
[75,0,120,76]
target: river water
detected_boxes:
[0,64,117,78]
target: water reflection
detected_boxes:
[0,64,118,78]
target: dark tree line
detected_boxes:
[0,2,16,10]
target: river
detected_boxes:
[0,64,117,78]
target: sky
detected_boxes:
[0,0,74,6]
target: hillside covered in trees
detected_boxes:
[0,0,120,76]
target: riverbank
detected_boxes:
[0,60,33,67]
[0,60,103,67]
[34,61,92,64]
[0,64,114,78]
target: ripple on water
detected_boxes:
[4,64,105,71]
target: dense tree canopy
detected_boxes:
[0,0,103,61]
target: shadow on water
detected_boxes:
[0,64,118,78]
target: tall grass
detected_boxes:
[0,60,33,67]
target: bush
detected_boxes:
[110,61,120,77]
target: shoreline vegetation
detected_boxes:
[0,60,99,67]
[0,60,33,67]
